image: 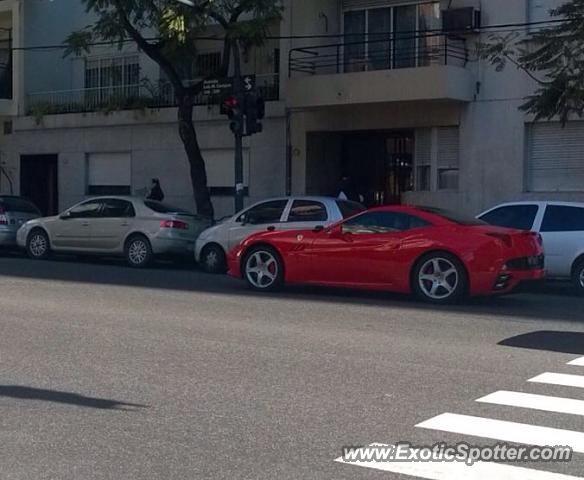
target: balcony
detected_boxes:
[25,73,280,117]
[287,33,475,108]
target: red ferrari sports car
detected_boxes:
[227,206,545,303]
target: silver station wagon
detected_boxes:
[17,196,210,267]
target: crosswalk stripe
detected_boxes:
[529,372,584,389]
[416,413,584,453]
[477,390,584,416]
[335,444,582,480]
[567,357,584,366]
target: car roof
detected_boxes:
[481,201,584,211]
[252,196,343,203]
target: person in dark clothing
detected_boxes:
[147,178,165,202]
[337,175,362,203]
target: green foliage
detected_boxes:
[479,0,584,125]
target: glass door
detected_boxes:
[393,5,417,69]
[368,8,392,71]
[344,11,366,72]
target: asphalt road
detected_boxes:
[0,253,583,480]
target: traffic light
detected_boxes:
[222,95,244,135]
[244,94,265,136]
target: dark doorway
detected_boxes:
[341,131,414,206]
[20,155,59,216]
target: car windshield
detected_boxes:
[144,200,193,215]
[419,206,487,226]
[0,197,41,214]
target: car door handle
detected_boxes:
[121,222,130,227]
[82,222,90,227]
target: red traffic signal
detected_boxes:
[223,95,239,109]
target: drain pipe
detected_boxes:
[0,164,14,194]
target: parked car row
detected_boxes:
[1,194,582,303]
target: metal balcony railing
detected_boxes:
[289,32,468,77]
[26,73,280,116]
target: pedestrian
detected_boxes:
[337,175,363,203]
[147,178,165,202]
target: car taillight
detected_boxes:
[160,220,189,230]
[486,232,513,247]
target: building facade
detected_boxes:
[0,0,286,217]
[1,0,583,218]
[283,0,583,215]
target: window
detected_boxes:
[479,205,539,231]
[85,56,140,95]
[101,199,135,218]
[87,152,131,196]
[239,200,288,225]
[287,200,328,222]
[196,52,222,78]
[336,200,366,219]
[342,211,430,234]
[437,127,459,191]
[541,206,584,232]
[68,200,103,219]
[527,122,584,192]
[343,2,440,72]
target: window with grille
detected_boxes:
[85,56,140,91]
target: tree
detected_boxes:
[479,0,584,125]
[65,0,282,219]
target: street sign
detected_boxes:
[202,75,256,97]
[202,78,233,97]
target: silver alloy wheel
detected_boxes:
[579,268,584,288]
[245,250,278,289]
[418,257,459,300]
[29,233,48,258]
[128,239,148,265]
[205,249,219,269]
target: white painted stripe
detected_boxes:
[529,372,584,389]
[416,413,584,453]
[477,391,584,416]
[335,444,581,480]
[567,357,584,366]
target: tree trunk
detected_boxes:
[177,96,214,220]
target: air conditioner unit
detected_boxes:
[442,7,481,33]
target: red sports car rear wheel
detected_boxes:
[412,252,467,304]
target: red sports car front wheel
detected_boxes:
[412,252,468,304]
[243,246,284,292]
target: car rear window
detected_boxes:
[336,200,366,219]
[0,197,41,214]
[419,206,486,226]
[144,200,193,215]
[287,200,328,222]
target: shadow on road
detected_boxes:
[0,253,582,325]
[499,331,584,355]
[0,385,147,411]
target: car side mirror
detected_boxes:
[59,211,72,220]
[313,225,325,233]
